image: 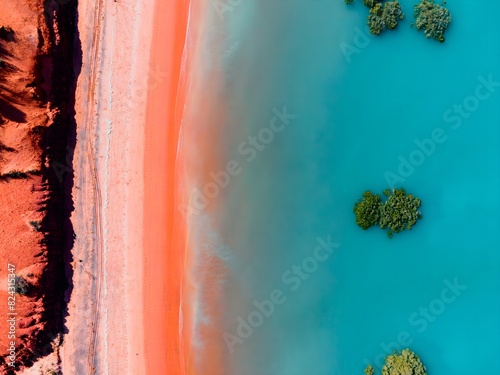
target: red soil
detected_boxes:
[0,0,73,373]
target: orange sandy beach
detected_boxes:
[142,0,191,373]
[61,0,218,372]
[2,0,224,372]
[61,0,198,373]
[144,1,228,373]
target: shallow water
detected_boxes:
[188,1,500,374]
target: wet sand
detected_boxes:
[142,0,191,373]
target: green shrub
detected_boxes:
[383,1,404,30]
[353,191,382,230]
[379,188,422,237]
[382,349,427,375]
[363,0,381,8]
[15,276,30,295]
[368,1,404,35]
[364,364,375,375]
[414,0,452,42]
[354,188,422,238]
[368,4,385,35]
[29,220,42,232]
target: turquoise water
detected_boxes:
[197,1,500,374]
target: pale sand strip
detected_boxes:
[60,0,155,373]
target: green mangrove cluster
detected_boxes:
[382,349,427,375]
[353,188,422,238]
[353,191,382,230]
[344,0,451,42]
[363,0,380,7]
[414,0,452,42]
[364,364,375,375]
[367,1,405,35]
[379,188,422,237]
[364,349,427,375]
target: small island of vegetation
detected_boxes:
[353,188,422,238]
[344,0,451,42]
[367,1,405,35]
[344,0,404,35]
[364,349,427,375]
[414,0,452,43]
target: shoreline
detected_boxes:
[142,0,191,373]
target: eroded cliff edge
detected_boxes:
[0,0,78,373]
